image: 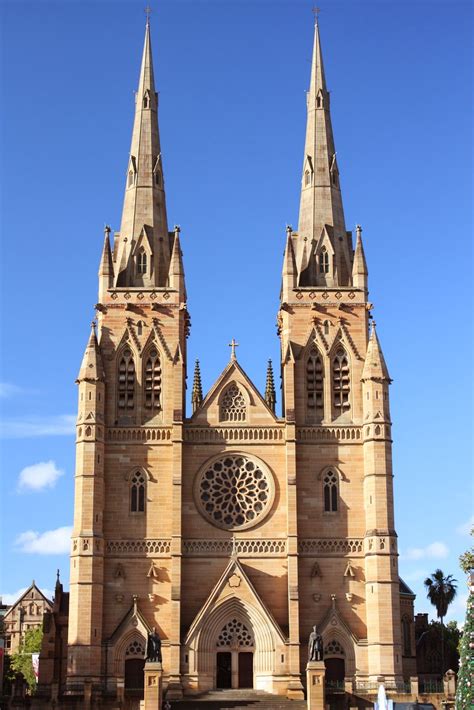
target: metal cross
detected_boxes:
[228,338,239,361]
[312,6,321,24]
[145,5,152,24]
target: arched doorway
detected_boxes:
[123,638,145,705]
[324,639,346,689]
[215,617,254,689]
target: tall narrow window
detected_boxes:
[118,349,135,410]
[220,384,246,422]
[304,170,311,186]
[155,171,161,187]
[323,470,338,512]
[323,320,330,335]
[319,247,329,274]
[128,171,134,188]
[306,347,324,419]
[402,616,411,655]
[332,347,350,415]
[137,250,147,275]
[144,349,162,411]
[130,471,146,512]
[143,95,149,109]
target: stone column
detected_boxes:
[306,661,325,710]
[144,662,163,710]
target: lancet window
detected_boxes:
[319,247,329,274]
[130,471,146,513]
[128,171,134,188]
[144,349,162,411]
[137,249,147,275]
[220,384,246,422]
[332,347,350,416]
[306,347,324,419]
[118,349,135,410]
[323,470,338,512]
[402,616,411,656]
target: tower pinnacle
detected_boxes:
[296,20,353,287]
[114,19,170,288]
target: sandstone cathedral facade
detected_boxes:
[36,15,417,709]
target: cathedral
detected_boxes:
[35,13,418,710]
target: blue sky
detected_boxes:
[0,0,472,624]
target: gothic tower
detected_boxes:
[61,15,407,708]
[280,18,402,684]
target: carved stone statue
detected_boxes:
[145,627,162,663]
[308,625,324,662]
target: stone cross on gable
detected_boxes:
[228,338,239,361]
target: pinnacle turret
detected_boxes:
[361,323,391,382]
[264,359,276,413]
[352,224,368,291]
[76,322,105,383]
[295,20,353,288]
[114,20,170,288]
[192,360,203,413]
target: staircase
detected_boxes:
[170,689,307,709]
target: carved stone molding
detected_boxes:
[297,426,362,442]
[182,538,287,556]
[298,538,363,556]
[184,427,284,443]
[107,428,172,442]
[106,539,171,556]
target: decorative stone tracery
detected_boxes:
[196,454,274,531]
[217,619,254,648]
[220,384,246,422]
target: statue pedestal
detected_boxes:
[143,661,163,710]
[306,661,326,710]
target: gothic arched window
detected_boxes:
[137,250,147,275]
[220,384,246,422]
[323,470,338,512]
[118,349,135,410]
[319,247,329,274]
[155,171,161,187]
[304,170,311,186]
[332,347,350,416]
[128,170,134,188]
[323,320,330,335]
[130,471,146,513]
[144,349,162,411]
[306,347,324,419]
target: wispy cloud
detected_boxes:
[0,382,23,398]
[17,460,64,492]
[0,415,75,439]
[0,587,55,606]
[14,526,72,555]
[400,542,449,561]
[456,516,474,536]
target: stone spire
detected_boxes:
[264,359,276,413]
[98,226,114,301]
[361,323,391,382]
[76,322,105,383]
[114,19,170,287]
[352,224,368,290]
[296,19,353,287]
[191,359,203,413]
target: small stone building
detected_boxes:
[2,582,52,655]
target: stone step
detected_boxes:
[170,689,307,709]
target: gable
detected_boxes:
[191,360,277,425]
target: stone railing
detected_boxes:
[107,428,172,442]
[105,539,171,555]
[297,426,362,442]
[182,538,287,556]
[184,427,285,443]
[298,538,364,555]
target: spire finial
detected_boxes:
[192,359,203,413]
[228,338,239,361]
[265,359,276,413]
[312,6,321,26]
[145,4,152,26]
[356,224,362,239]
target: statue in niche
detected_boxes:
[145,627,162,663]
[308,625,324,662]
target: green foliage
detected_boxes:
[9,626,43,691]
[424,569,457,620]
[455,581,474,709]
[459,526,474,574]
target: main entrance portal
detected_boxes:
[216,651,254,689]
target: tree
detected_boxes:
[9,626,43,691]
[459,526,474,574]
[424,569,457,676]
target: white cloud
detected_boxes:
[456,516,474,536]
[0,587,55,606]
[0,415,75,439]
[17,460,64,492]
[14,526,72,555]
[0,382,22,398]
[400,541,449,561]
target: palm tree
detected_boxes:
[424,569,457,676]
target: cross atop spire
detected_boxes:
[145,4,152,25]
[228,338,239,361]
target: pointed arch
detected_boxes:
[322,468,339,513]
[306,344,324,422]
[142,344,162,413]
[117,345,136,412]
[331,344,351,418]
[219,382,247,422]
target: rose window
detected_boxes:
[196,455,274,530]
[324,640,345,656]
[217,619,253,648]
[125,640,145,658]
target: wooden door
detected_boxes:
[238,652,253,688]
[216,651,232,689]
